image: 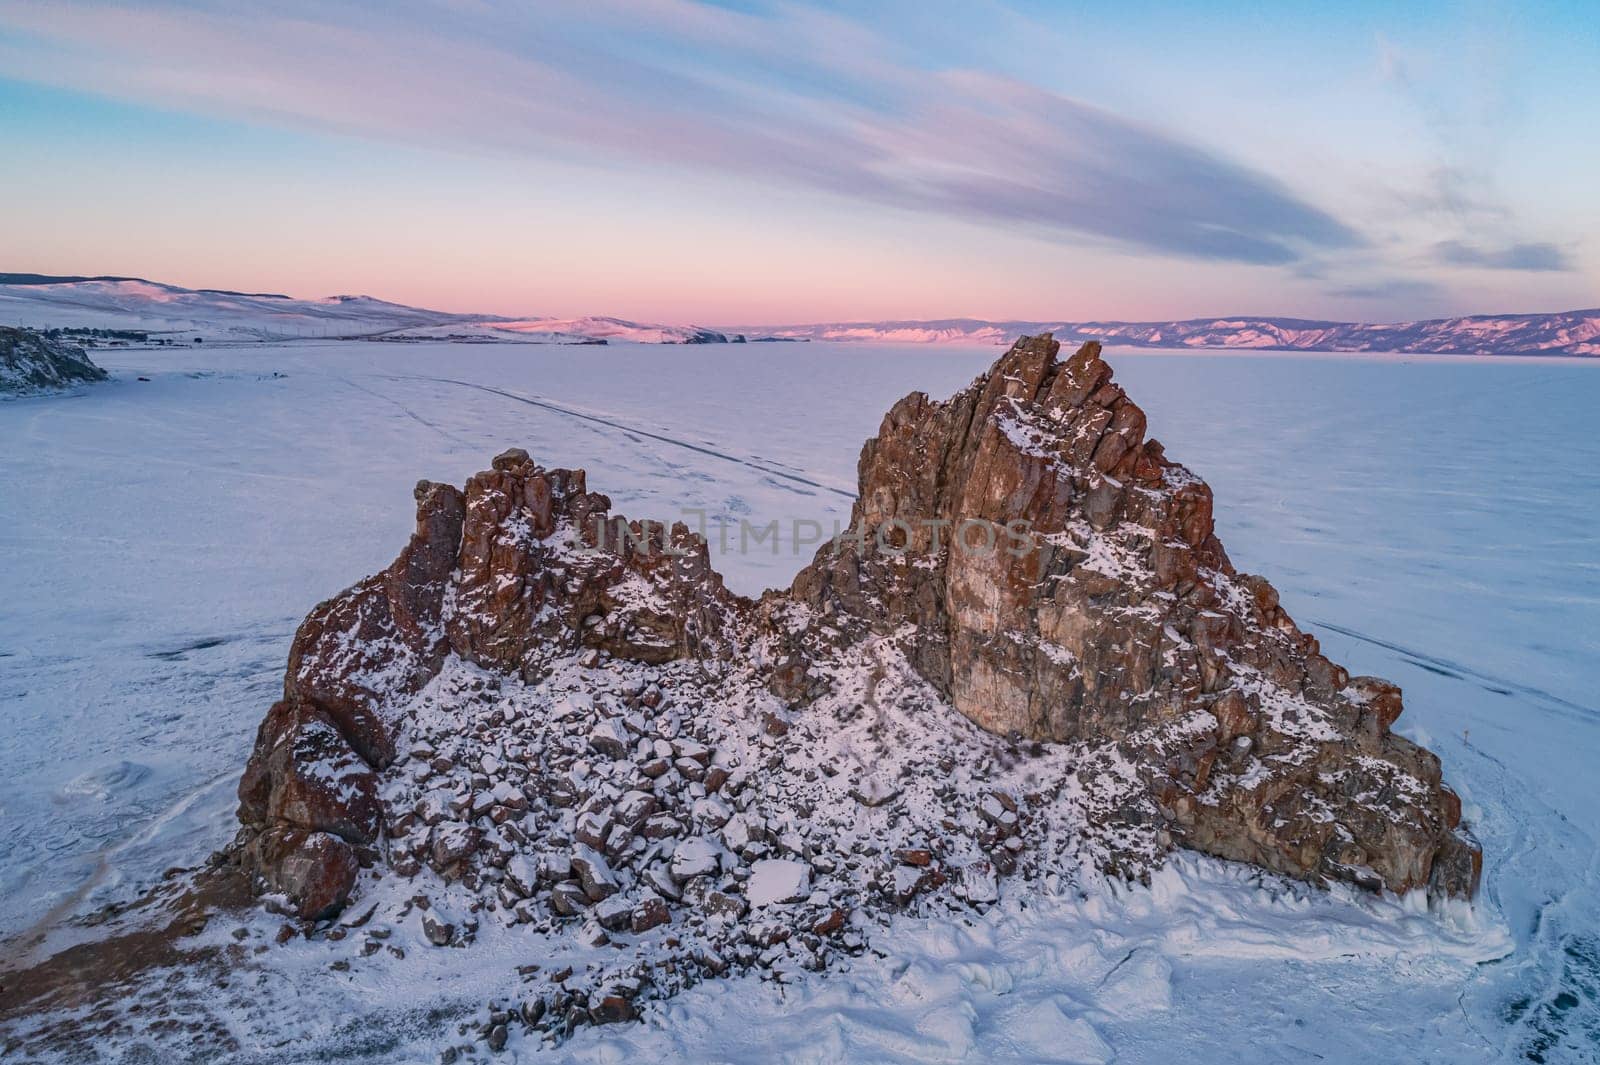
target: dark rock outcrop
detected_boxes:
[443,448,744,675]
[242,826,362,922]
[0,327,107,394]
[234,458,746,916]
[786,335,1478,896]
[237,481,467,914]
[230,335,1479,921]
[281,480,465,768]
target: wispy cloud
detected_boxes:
[1374,31,1570,275]
[0,0,1361,266]
[1329,278,1444,300]
[1433,240,1572,273]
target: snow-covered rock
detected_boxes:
[670,837,721,881]
[0,327,107,394]
[746,860,811,908]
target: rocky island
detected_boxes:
[218,335,1479,1041]
[0,327,108,394]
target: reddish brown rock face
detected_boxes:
[281,480,466,768]
[243,825,361,921]
[237,481,466,914]
[788,336,1478,897]
[385,480,467,659]
[444,448,744,675]
[237,700,381,846]
[235,455,748,916]
[232,335,1479,919]
[791,334,1227,742]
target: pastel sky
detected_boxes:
[0,0,1595,324]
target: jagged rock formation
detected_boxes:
[787,335,1479,893]
[229,336,1479,1026]
[236,453,750,917]
[0,327,107,393]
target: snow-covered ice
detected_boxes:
[2,340,1597,1061]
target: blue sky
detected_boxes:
[0,0,1593,322]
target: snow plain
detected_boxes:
[1,340,1597,1061]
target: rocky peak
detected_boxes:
[789,335,1477,895]
[445,447,746,675]
[237,451,752,915]
[790,334,1207,732]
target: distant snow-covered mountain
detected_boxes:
[4,273,1595,355]
[388,317,734,345]
[0,275,732,345]
[737,312,1600,356]
[0,274,491,341]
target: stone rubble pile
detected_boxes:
[355,640,1080,1038]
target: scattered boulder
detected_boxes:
[243,826,359,920]
[631,896,671,933]
[588,719,630,758]
[431,823,481,869]
[593,895,633,931]
[551,881,590,916]
[421,910,455,947]
[746,859,810,908]
[956,860,999,904]
[571,847,619,901]
[670,837,720,881]
[505,856,540,898]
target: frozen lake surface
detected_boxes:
[2,340,1597,1061]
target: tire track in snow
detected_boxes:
[376,374,855,500]
[337,376,473,446]
[1311,618,1598,724]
